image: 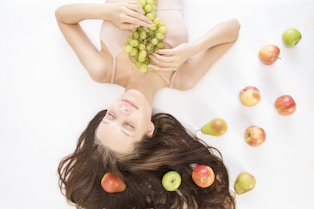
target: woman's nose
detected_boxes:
[120,105,130,114]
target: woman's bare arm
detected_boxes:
[149,18,240,72]
[55,1,151,82]
[148,18,240,89]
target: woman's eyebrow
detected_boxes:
[121,129,134,137]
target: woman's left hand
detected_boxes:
[148,43,191,72]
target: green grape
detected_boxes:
[146,44,154,54]
[151,4,156,11]
[130,48,138,57]
[157,42,164,49]
[129,39,139,47]
[155,32,164,40]
[123,45,133,53]
[138,56,146,63]
[131,56,138,63]
[151,37,158,45]
[138,43,146,51]
[123,0,167,73]
[146,12,156,21]
[149,23,157,31]
[154,17,162,25]
[139,30,147,39]
[136,61,142,68]
[138,0,146,6]
[144,4,153,13]
[158,25,167,34]
[138,63,148,73]
[132,31,139,39]
[139,50,147,59]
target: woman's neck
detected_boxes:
[124,79,158,105]
[124,72,169,105]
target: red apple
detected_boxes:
[244,125,266,147]
[258,44,280,65]
[192,165,215,188]
[274,94,296,115]
[239,86,261,106]
[101,172,126,193]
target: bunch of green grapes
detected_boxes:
[123,0,167,73]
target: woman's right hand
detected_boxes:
[105,0,152,30]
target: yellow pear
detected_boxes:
[201,118,228,136]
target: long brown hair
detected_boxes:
[58,111,235,209]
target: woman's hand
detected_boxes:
[106,0,151,30]
[148,43,192,72]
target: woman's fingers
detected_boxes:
[124,1,152,27]
[150,51,175,65]
[125,0,145,15]
[121,14,151,28]
[148,54,179,71]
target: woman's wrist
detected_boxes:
[182,42,201,58]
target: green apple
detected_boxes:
[234,172,256,195]
[201,118,228,136]
[162,171,181,191]
[282,28,302,47]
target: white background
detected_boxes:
[0,0,313,208]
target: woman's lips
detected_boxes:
[121,99,138,109]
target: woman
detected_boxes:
[55,0,240,208]
[58,111,236,209]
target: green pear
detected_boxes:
[200,118,228,136]
[234,172,256,195]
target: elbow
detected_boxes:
[85,63,109,83]
[89,74,107,83]
[181,80,196,91]
[55,6,68,25]
[54,5,74,24]
[88,70,107,83]
[230,18,241,42]
[54,6,64,22]
[231,18,241,31]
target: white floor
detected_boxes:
[1,0,313,208]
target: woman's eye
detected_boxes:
[106,112,115,119]
[124,123,135,131]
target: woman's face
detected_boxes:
[95,89,154,153]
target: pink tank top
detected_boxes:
[100,0,189,83]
